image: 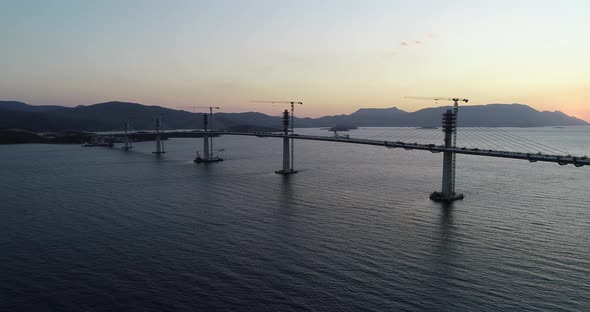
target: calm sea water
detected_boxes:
[1,127,589,311]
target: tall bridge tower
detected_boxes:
[251,100,302,173]
[122,121,132,150]
[152,116,165,154]
[405,96,467,201]
[276,109,297,175]
[203,114,210,160]
[431,109,464,201]
[194,108,223,163]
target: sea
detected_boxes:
[1,127,589,311]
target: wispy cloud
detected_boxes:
[400,34,435,48]
[392,33,435,55]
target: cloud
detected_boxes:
[398,33,435,50]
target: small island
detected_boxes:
[326,125,358,132]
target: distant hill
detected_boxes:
[0,101,64,112]
[0,100,587,132]
[0,101,201,132]
[405,104,588,127]
[313,107,408,127]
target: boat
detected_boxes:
[194,151,224,163]
[332,130,350,139]
[194,151,202,163]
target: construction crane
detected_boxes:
[178,106,220,119]
[404,96,468,110]
[405,96,468,195]
[178,106,221,159]
[251,101,303,171]
[404,96,468,131]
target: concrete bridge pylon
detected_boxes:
[152,116,166,154]
[276,109,297,175]
[430,109,464,202]
[195,112,223,163]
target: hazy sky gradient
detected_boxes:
[1,0,589,119]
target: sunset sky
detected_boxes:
[1,0,589,120]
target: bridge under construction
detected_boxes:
[106,99,589,202]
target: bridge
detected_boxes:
[216,131,590,167]
[111,107,589,202]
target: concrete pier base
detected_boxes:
[429,191,464,202]
[153,143,166,153]
[152,141,166,154]
[194,157,223,163]
[275,169,298,175]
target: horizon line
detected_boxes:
[1,99,588,122]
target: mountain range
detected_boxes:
[0,100,587,132]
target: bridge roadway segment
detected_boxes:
[212,132,590,167]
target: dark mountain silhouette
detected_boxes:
[405,104,587,127]
[0,100,587,132]
[312,107,408,127]
[0,101,64,112]
[0,101,201,132]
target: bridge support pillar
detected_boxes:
[123,121,132,150]
[203,132,210,161]
[152,117,166,154]
[431,109,463,202]
[276,109,297,175]
[195,113,223,163]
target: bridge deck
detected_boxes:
[212,132,590,167]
